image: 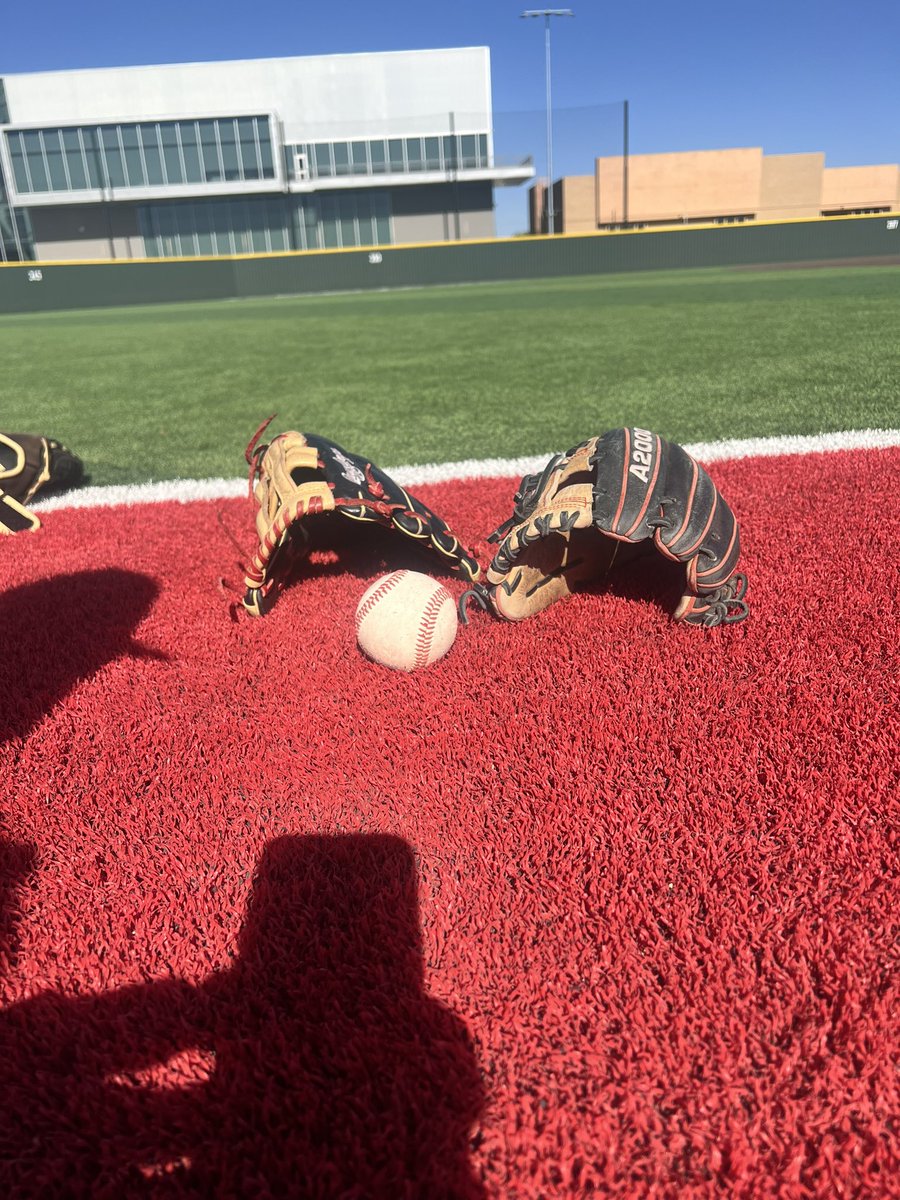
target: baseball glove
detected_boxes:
[0,432,84,535]
[468,427,748,628]
[241,419,481,616]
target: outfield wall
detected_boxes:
[1,212,898,315]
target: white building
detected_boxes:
[0,48,534,262]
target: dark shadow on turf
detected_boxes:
[0,837,36,977]
[0,834,486,1198]
[0,569,163,743]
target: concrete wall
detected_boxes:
[391,181,493,244]
[30,202,142,260]
[759,152,824,220]
[821,164,900,212]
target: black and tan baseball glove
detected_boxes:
[0,432,84,534]
[241,419,481,616]
[467,427,748,628]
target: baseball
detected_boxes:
[355,570,458,671]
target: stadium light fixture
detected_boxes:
[521,8,574,235]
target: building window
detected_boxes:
[0,154,36,261]
[3,115,276,194]
[139,190,393,258]
[285,131,490,181]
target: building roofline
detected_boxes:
[1,47,490,82]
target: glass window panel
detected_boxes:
[338,193,356,246]
[320,195,339,247]
[154,202,178,256]
[158,122,183,185]
[178,204,198,256]
[210,201,235,255]
[265,198,287,251]
[460,135,477,169]
[478,133,488,166]
[313,144,332,178]
[9,134,31,192]
[288,198,307,250]
[248,196,270,253]
[332,142,350,177]
[372,192,391,244]
[217,119,241,182]
[179,122,203,184]
[369,140,387,174]
[424,137,441,170]
[192,202,214,255]
[405,138,423,171]
[255,118,274,178]
[139,126,164,185]
[321,216,339,248]
[237,117,260,180]
[387,138,404,172]
[353,194,370,245]
[442,135,458,169]
[43,130,69,191]
[296,196,318,249]
[62,129,88,189]
[351,141,368,173]
[81,128,104,188]
[119,124,145,187]
[100,126,126,187]
[23,131,49,192]
[198,120,221,182]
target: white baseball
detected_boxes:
[355,570,458,671]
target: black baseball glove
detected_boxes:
[471,427,748,628]
[0,433,84,534]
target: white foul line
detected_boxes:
[30,428,900,513]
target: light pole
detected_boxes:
[521,8,574,234]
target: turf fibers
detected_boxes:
[1,448,898,1197]
[1,265,898,486]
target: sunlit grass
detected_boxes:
[2,265,897,484]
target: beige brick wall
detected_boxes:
[542,148,900,234]
[759,153,824,219]
[821,164,900,211]
[597,147,763,225]
[560,175,597,233]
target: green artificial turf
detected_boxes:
[1,265,898,485]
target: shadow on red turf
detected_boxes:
[0,569,164,744]
[0,838,36,977]
[570,546,688,621]
[0,834,486,1198]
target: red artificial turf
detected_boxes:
[0,449,898,1198]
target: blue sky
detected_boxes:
[4,0,898,235]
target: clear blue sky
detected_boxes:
[4,0,898,236]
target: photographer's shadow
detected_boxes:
[0,568,163,744]
[0,834,486,1198]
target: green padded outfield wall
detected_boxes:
[1,213,898,315]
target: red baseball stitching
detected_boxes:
[355,570,405,636]
[414,587,449,670]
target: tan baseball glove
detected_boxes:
[242,421,481,616]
